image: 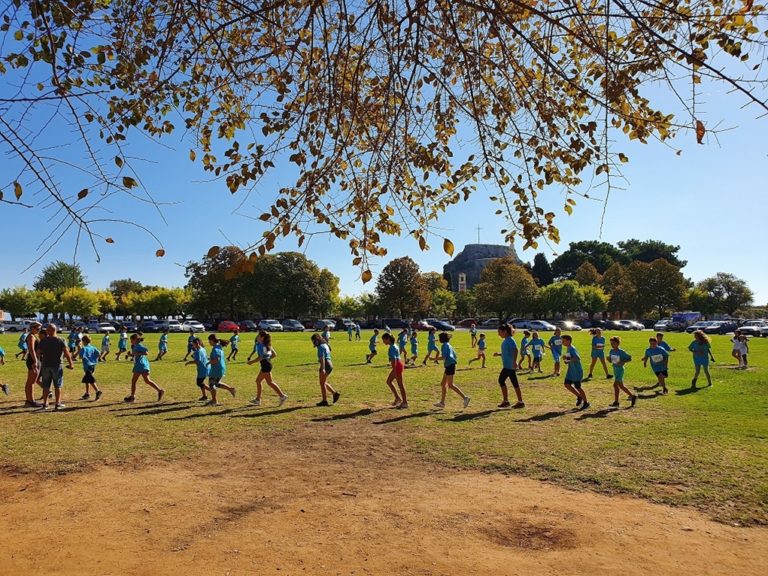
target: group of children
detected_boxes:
[0,319,738,412]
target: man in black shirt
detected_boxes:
[37,324,74,410]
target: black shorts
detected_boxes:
[564,378,582,389]
[260,360,273,373]
[81,370,96,385]
[196,377,207,388]
[498,368,519,388]
[26,356,37,370]
[323,362,333,375]
[444,364,456,376]
[654,370,669,378]
[208,377,221,389]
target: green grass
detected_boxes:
[0,329,766,525]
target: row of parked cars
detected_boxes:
[683,319,768,336]
[455,318,644,332]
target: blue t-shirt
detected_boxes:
[0,346,5,357]
[564,345,583,381]
[369,334,378,350]
[478,338,487,351]
[159,334,168,349]
[608,348,632,377]
[193,347,210,378]
[18,333,28,349]
[645,346,669,373]
[119,332,128,348]
[688,341,711,364]
[209,344,227,378]
[658,341,673,353]
[133,343,151,373]
[520,337,530,355]
[317,343,332,363]
[322,330,331,342]
[255,342,272,360]
[397,333,407,348]
[102,334,110,347]
[388,344,400,362]
[500,336,517,370]
[428,333,437,350]
[591,336,606,357]
[410,335,418,353]
[230,334,240,348]
[441,342,457,367]
[80,344,100,371]
[548,335,563,355]
[530,338,545,358]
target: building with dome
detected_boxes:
[443,243,521,292]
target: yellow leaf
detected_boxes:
[14,30,23,41]
[14,181,22,199]
[207,245,221,258]
[189,150,196,161]
[443,238,455,257]
[155,249,166,257]
[361,269,372,283]
[77,188,88,200]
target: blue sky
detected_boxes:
[1,78,766,305]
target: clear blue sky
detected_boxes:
[1,82,766,305]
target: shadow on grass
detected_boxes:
[576,407,615,420]
[165,407,237,420]
[346,362,371,367]
[117,404,193,417]
[515,410,571,423]
[527,374,553,380]
[110,401,195,413]
[229,405,309,419]
[636,391,663,400]
[373,410,434,425]
[55,401,124,413]
[311,407,380,422]
[285,362,317,368]
[447,409,496,422]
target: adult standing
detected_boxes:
[23,322,43,407]
[37,324,74,410]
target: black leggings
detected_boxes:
[498,368,520,389]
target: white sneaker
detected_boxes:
[433,401,445,409]
[278,395,288,406]
[55,403,67,411]
[250,398,261,406]
[463,396,471,409]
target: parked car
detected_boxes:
[4,318,39,332]
[312,319,334,331]
[738,320,767,337]
[617,320,644,331]
[411,320,432,331]
[85,320,100,333]
[281,319,305,332]
[217,320,239,332]
[138,320,161,333]
[508,318,531,329]
[181,319,205,332]
[238,320,258,332]
[158,319,183,332]
[97,322,116,333]
[382,318,409,330]
[480,318,500,327]
[528,320,557,332]
[554,320,582,331]
[258,319,284,332]
[704,320,739,335]
[686,321,714,333]
[425,318,455,331]
[0,324,4,334]
[654,319,673,331]
[456,318,479,328]
[333,318,355,332]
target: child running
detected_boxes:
[468,333,487,368]
[67,327,80,358]
[185,337,210,402]
[15,328,28,360]
[434,332,470,410]
[156,329,169,361]
[587,328,612,379]
[246,331,288,406]
[737,334,749,369]
[382,333,408,408]
[79,335,103,401]
[518,330,532,371]
[183,329,196,362]
[0,345,7,396]
[366,329,379,363]
[493,324,524,408]
[321,325,332,349]
[397,329,408,359]
[562,335,589,410]
[312,333,340,406]
[608,337,637,408]
[124,333,164,403]
[99,332,110,362]
[641,337,670,395]
[548,328,563,376]
[227,329,240,361]
[529,331,546,373]
[688,330,715,387]
[730,330,742,367]
[207,334,237,405]
[355,323,361,341]
[347,323,354,341]
[469,323,478,348]
[115,328,129,361]
[408,330,419,366]
[422,327,440,365]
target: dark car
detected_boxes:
[238,320,258,332]
[427,318,455,331]
[554,320,582,331]
[333,318,355,332]
[281,319,305,332]
[411,320,432,331]
[314,319,336,332]
[704,320,739,335]
[456,318,479,328]
[138,320,160,333]
[121,321,137,331]
[382,318,409,330]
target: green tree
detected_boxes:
[337,296,364,319]
[580,285,610,320]
[34,289,59,323]
[376,257,430,318]
[574,261,602,286]
[316,269,341,317]
[59,288,100,319]
[686,287,717,318]
[422,272,449,293]
[186,247,249,319]
[359,293,381,322]
[33,261,86,293]
[626,260,686,319]
[474,258,538,320]
[0,287,40,318]
[430,288,457,318]
[618,239,687,268]
[455,288,478,319]
[697,273,754,316]
[551,241,625,279]
[539,281,584,318]
[531,253,554,286]
[2,2,765,265]
[95,291,117,319]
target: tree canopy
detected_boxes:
[1,1,766,274]
[33,261,86,293]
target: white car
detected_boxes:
[528,320,557,331]
[97,322,116,333]
[181,320,205,332]
[258,319,284,332]
[157,319,184,332]
[618,320,644,331]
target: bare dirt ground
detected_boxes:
[2,419,766,576]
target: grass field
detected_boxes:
[0,328,765,525]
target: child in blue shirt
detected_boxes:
[587,328,612,380]
[529,331,546,374]
[422,328,440,365]
[366,329,379,363]
[227,329,240,361]
[347,323,354,341]
[608,337,636,408]
[185,337,210,402]
[493,324,524,408]
[79,335,103,401]
[382,333,408,408]
[642,337,670,394]
[156,329,169,361]
[115,329,129,361]
[409,331,419,366]
[312,333,340,406]
[688,330,715,388]
[15,328,28,360]
[99,333,110,363]
[562,335,589,410]
[183,329,196,362]
[469,333,487,368]
[518,331,532,371]
[548,328,563,377]
[207,334,237,406]
[434,333,470,410]
[246,331,288,407]
[355,323,361,341]
[397,329,408,357]
[124,333,164,403]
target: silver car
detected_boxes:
[258,319,284,332]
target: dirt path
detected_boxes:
[2,419,766,575]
